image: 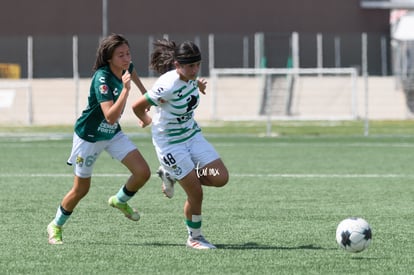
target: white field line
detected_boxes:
[1,173,414,178]
[213,142,414,148]
[2,142,414,152]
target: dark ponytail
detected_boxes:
[150,39,176,74]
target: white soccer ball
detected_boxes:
[336,217,372,253]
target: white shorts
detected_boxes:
[67,131,137,178]
[154,133,220,180]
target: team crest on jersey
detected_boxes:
[172,165,182,176]
[99,84,109,94]
[76,156,84,167]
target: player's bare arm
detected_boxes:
[132,95,152,128]
[131,68,147,95]
[101,70,131,125]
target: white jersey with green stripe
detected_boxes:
[145,70,201,145]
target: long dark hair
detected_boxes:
[93,33,130,71]
[150,39,201,75]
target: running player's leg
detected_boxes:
[156,140,216,249]
[48,176,91,244]
[191,134,229,187]
[197,158,229,187]
[107,132,151,221]
[48,134,101,244]
[178,170,203,218]
[121,149,151,192]
[178,171,216,249]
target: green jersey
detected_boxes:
[74,63,133,142]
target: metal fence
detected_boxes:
[0,32,390,78]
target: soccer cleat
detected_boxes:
[108,196,140,221]
[47,222,63,245]
[157,166,175,198]
[186,235,217,249]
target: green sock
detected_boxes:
[186,215,202,238]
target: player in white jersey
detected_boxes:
[132,39,229,249]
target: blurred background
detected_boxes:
[0,0,413,129]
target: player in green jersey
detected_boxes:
[132,39,229,249]
[47,34,151,244]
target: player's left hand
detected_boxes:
[122,70,131,91]
[197,78,207,95]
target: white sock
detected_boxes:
[187,215,202,238]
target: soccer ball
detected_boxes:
[336,217,372,253]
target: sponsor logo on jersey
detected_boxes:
[156,87,164,94]
[97,121,118,135]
